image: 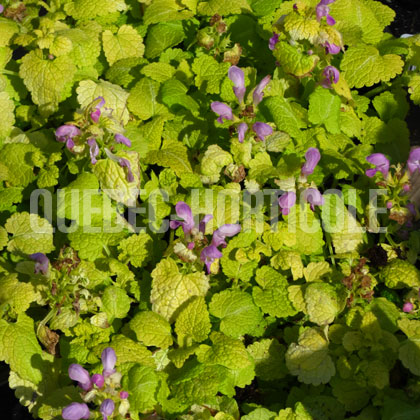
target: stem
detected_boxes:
[364,84,388,98]
[0,70,19,77]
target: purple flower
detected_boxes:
[403,302,414,313]
[278,192,297,216]
[120,391,129,399]
[269,33,279,50]
[115,134,132,148]
[55,125,81,151]
[101,347,117,377]
[87,138,99,165]
[386,201,393,209]
[200,245,223,274]
[90,96,105,123]
[303,188,324,210]
[321,66,339,88]
[365,153,390,178]
[211,224,241,248]
[211,102,234,123]
[324,42,340,54]
[119,158,134,183]
[62,403,90,420]
[100,399,115,420]
[68,364,92,391]
[29,253,49,275]
[407,202,416,216]
[301,147,321,176]
[170,201,213,236]
[228,66,246,103]
[316,0,336,25]
[407,147,420,175]
[92,373,105,388]
[0,5,4,14]
[252,122,273,141]
[237,122,248,143]
[253,75,271,106]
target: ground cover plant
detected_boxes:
[1,0,420,419]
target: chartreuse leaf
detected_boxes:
[399,336,420,376]
[247,338,287,381]
[151,258,210,322]
[19,50,76,115]
[143,0,193,25]
[304,282,347,326]
[252,266,297,318]
[64,0,127,20]
[0,19,18,47]
[146,140,192,176]
[308,87,341,134]
[142,62,176,83]
[77,79,130,125]
[160,79,200,112]
[0,227,7,251]
[0,91,14,138]
[0,274,36,314]
[408,74,420,105]
[110,335,155,367]
[5,212,54,255]
[285,327,336,386]
[130,311,173,349]
[209,290,264,338]
[117,233,152,268]
[37,386,83,420]
[340,44,404,88]
[123,365,159,412]
[197,0,251,15]
[200,145,233,184]
[145,21,186,59]
[284,11,320,42]
[380,259,420,289]
[102,25,145,66]
[175,296,211,346]
[102,286,131,321]
[192,55,230,94]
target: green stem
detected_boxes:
[0,70,19,77]
[364,84,388,98]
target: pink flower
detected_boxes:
[68,364,92,391]
[324,42,341,54]
[100,399,115,420]
[101,347,117,377]
[278,192,297,216]
[87,138,99,165]
[200,245,223,274]
[170,201,213,237]
[228,66,246,104]
[29,253,49,275]
[115,133,132,147]
[269,33,279,50]
[211,102,234,123]
[321,66,339,88]
[252,122,273,141]
[253,75,271,106]
[237,122,248,143]
[403,302,414,313]
[301,147,321,176]
[62,403,90,420]
[303,188,324,210]
[365,153,390,178]
[55,125,81,151]
[316,0,336,25]
[407,147,420,175]
[211,224,242,248]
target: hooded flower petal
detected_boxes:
[253,75,271,106]
[90,109,101,123]
[92,373,105,388]
[55,125,81,150]
[228,66,246,103]
[87,138,99,165]
[170,201,196,235]
[303,188,324,211]
[100,399,115,420]
[115,134,132,148]
[316,1,336,25]
[269,33,279,50]
[200,245,223,274]
[62,403,90,420]
[366,153,389,178]
[101,347,117,377]
[29,253,49,275]
[199,214,213,234]
[278,191,297,216]
[237,122,248,143]
[407,147,420,174]
[211,102,234,123]
[118,158,134,183]
[301,147,321,176]
[68,364,92,391]
[252,122,273,141]
[321,65,339,88]
[211,224,241,248]
[324,41,340,54]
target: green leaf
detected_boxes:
[0,19,18,47]
[102,286,131,321]
[160,79,199,112]
[340,44,404,88]
[145,21,186,59]
[19,50,76,115]
[192,55,230,94]
[197,0,251,16]
[110,335,155,367]
[5,212,54,255]
[372,90,409,122]
[408,74,420,105]
[130,311,173,349]
[308,87,341,134]
[151,258,210,322]
[146,140,193,176]
[123,365,159,412]
[117,233,152,268]
[0,91,14,138]
[102,25,144,66]
[285,327,336,386]
[141,62,176,83]
[143,0,193,25]
[175,296,211,346]
[380,259,420,289]
[64,0,127,20]
[77,79,130,125]
[209,290,264,338]
[0,274,36,314]
[252,266,297,318]
[0,227,7,251]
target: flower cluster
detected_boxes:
[211,66,273,142]
[62,348,129,420]
[170,202,241,273]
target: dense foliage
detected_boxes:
[1,0,420,419]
